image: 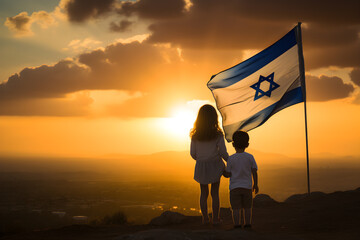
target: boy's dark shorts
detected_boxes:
[230,187,252,209]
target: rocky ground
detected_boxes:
[1,188,359,240]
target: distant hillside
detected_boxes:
[0,151,360,200]
[2,150,359,172]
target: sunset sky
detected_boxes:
[0,0,359,159]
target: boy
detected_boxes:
[224,131,259,228]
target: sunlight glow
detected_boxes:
[163,108,196,137]
[159,100,211,138]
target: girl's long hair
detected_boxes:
[190,104,223,141]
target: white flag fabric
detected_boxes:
[208,25,305,142]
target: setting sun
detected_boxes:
[162,108,197,138]
[159,100,214,138]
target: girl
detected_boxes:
[190,104,229,224]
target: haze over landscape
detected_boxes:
[0,0,359,238]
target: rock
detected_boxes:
[285,193,308,203]
[253,194,277,206]
[308,191,327,199]
[149,211,187,226]
[285,191,326,203]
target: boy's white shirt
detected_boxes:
[226,152,258,190]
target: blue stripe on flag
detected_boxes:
[208,28,297,90]
[223,87,303,141]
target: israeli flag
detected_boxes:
[208,25,305,142]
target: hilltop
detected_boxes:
[1,187,359,240]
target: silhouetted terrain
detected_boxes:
[0,151,359,237]
[1,187,359,240]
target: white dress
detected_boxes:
[190,135,229,184]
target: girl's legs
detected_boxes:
[200,184,209,223]
[210,182,220,222]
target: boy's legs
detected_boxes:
[232,208,241,226]
[243,188,253,227]
[210,182,220,222]
[231,188,253,227]
[244,208,252,226]
[230,188,243,227]
[200,184,209,223]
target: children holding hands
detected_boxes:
[190,104,258,228]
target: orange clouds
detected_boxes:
[5,0,359,70]
[0,60,89,99]
[117,0,186,19]
[0,41,182,99]
[109,20,134,32]
[0,41,189,116]
[4,11,56,37]
[141,0,360,70]
[306,75,355,101]
[1,0,360,117]
[350,68,360,87]
[4,12,32,36]
[0,38,356,117]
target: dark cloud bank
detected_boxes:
[64,0,116,22]
[306,75,355,102]
[62,0,360,70]
[0,41,190,116]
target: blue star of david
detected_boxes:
[250,72,280,101]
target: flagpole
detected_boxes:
[296,22,310,195]
[304,87,311,196]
